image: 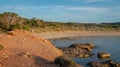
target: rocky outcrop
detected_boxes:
[60,43,95,58]
[98,52,111,58]
[88,60,120,67]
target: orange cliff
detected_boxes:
[0,30,63,67]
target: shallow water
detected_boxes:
[49,36,120,67]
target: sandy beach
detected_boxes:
[33,31,120,39]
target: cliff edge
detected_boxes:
[0,30,62,67]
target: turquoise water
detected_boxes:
[50,36,120,67]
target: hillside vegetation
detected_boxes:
[0,12,120,33]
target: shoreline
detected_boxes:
[33,31,120,39]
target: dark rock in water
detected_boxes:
[88,60,120,67]
[97,52,111,58]
[88,43,96,48]
[76,53,91,58]
[88,62,103,67]
[69,43,95,51]
[69,43,95,48]
[59,43,95,58]
[61,37,76,40]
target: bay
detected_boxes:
[49,36,120,67]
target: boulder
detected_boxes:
[98,52,111,58]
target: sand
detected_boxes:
[33,31,120,39]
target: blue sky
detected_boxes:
[0,0,120,23]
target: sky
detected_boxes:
[0,0,120,23]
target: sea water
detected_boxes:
[49,36,120,67]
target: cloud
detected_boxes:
[65,7,107,12]
[4,5,68,11]
[4,5,26,11]
[67,0,106,3]
[84,0,105,3]
[3,5,107,13]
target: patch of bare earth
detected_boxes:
[0,30,63,67]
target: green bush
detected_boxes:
[22,25,29,30]
[0,44,4,50]
[54,56,77,67]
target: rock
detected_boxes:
[105,60,115,64]
[69,43,95,50]
[31,30,34,33]
[88,62,103,67]
[84,48,92,51]
[7,31,14,35]
[88,60,120,67]
[69,44,81,48]
[59,43,95,58]
[87,43,96,48]
[61,37,76,40]
[19,52,32,58]
[98,52,111,58]
[115,63,120,67]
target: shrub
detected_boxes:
[8,24,22,31]
[0,44,4,50]
[22,25,29,30]
[54,56,77,67]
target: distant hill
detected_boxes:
[0,12,120,32]
[101,22,120,25]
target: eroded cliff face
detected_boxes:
[0,30,62,67]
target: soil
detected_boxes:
[0,30,63,67]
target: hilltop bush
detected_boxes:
[54,56,78,67]
[0,44,4,50]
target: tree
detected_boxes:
[24,17,44,27]
[0,12,25,28]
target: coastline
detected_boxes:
[33,31,120,39]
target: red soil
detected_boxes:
[0,30,62,67]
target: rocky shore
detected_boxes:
[58,43,120,67]
[59,43,95,58]
[88,60,120,67]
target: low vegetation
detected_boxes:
[0,44,4,50]
[0,12,120,32]
[54,56,78,67]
